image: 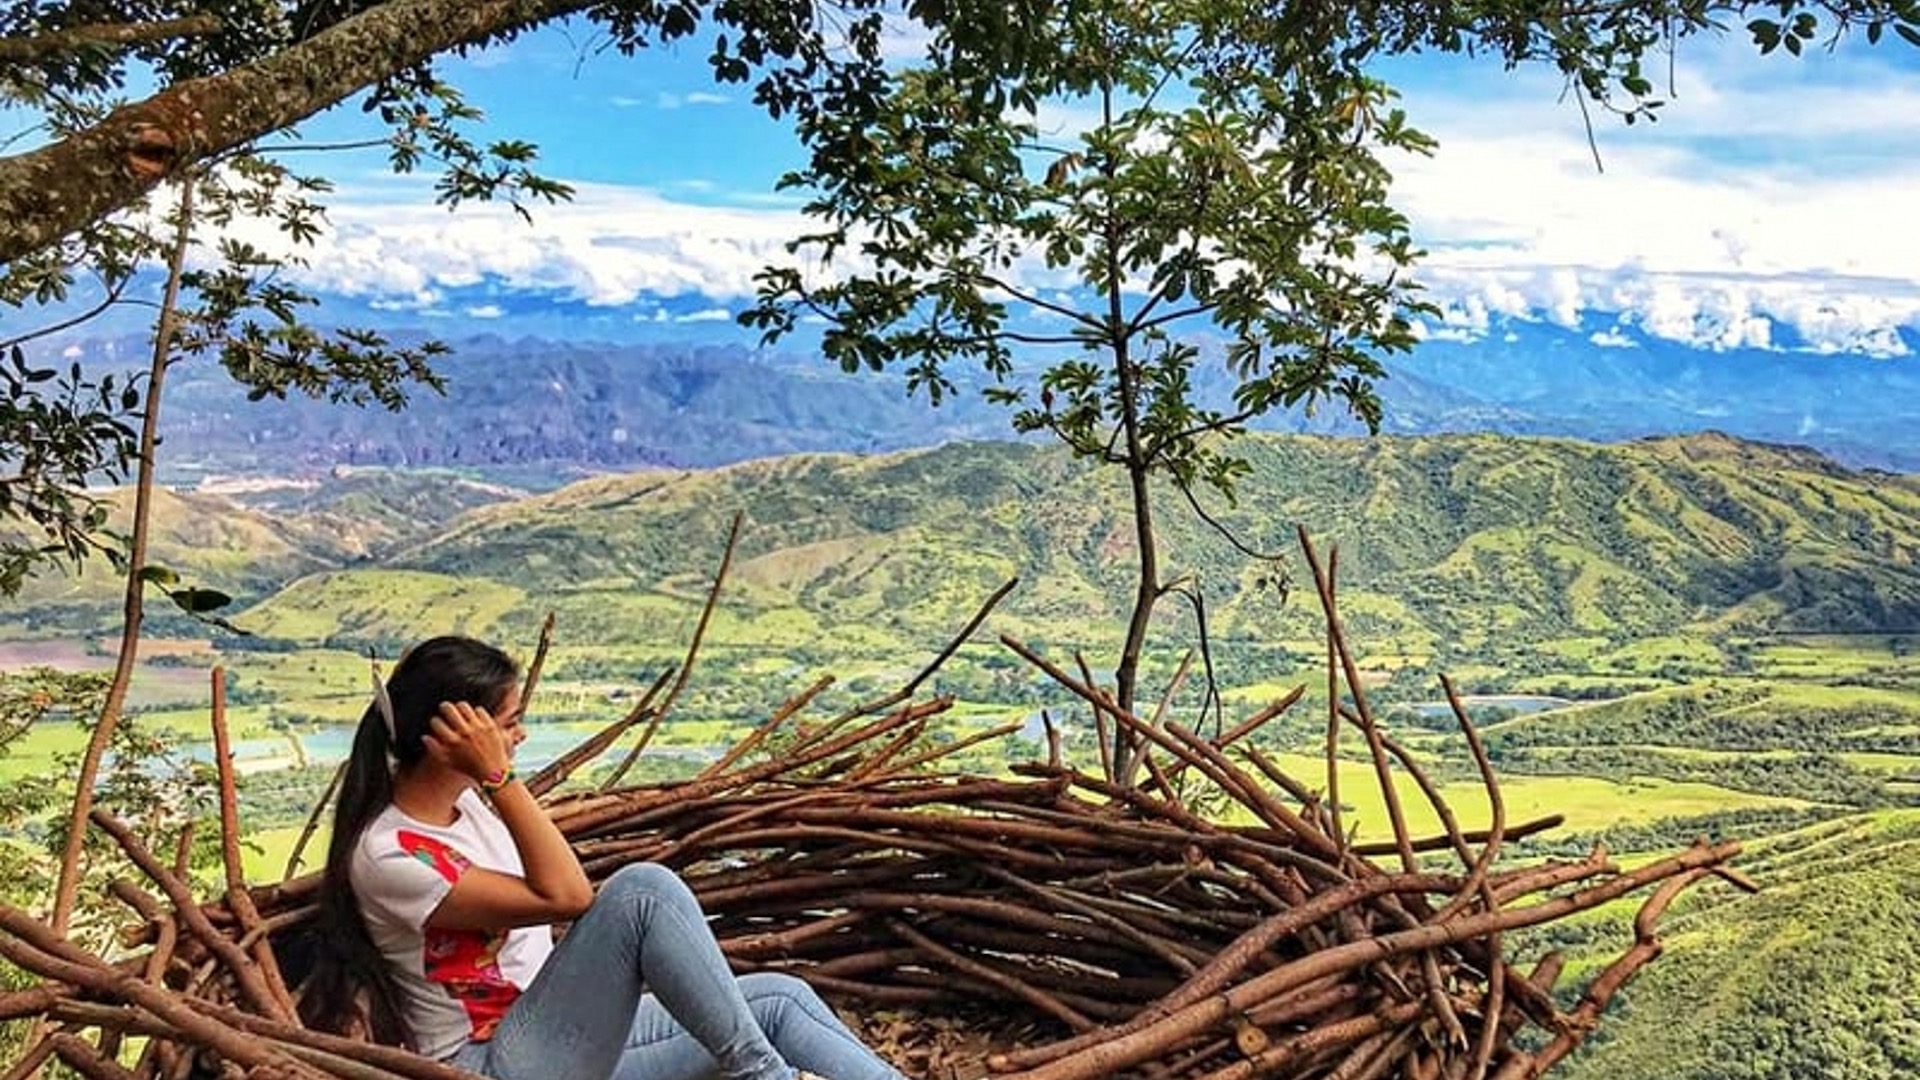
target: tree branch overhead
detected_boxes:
[0,0,586,264]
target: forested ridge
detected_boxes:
[17,431,1915,652]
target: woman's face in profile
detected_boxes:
[490,685,527,756]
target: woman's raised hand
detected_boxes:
[425,700,514,784]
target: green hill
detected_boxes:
[15,432,1916,686]
[217,468,524,562]
[1554,810,1920,1080]
[4,485,331,635]
[324,432,1920,659]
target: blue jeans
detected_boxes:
[451,863,907,1080]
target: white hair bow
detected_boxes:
[367,651,398,747]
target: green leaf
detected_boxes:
[168,587,233,614]
[138,566,181,587]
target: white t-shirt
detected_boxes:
[350,789,555,1060]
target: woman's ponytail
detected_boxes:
[296,704,413,1044]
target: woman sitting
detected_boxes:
[299,635,908,1080]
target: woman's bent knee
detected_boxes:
[601,862,693,906]
[740,971,818,1004]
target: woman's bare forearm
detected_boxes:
[489,780,594,914]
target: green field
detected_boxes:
[1252,752,1820,840]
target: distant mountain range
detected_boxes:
[45,316,1920,487]
[1381,327,1920,472]
[12,432,1918,652]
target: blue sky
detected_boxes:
[24,17,1920,358]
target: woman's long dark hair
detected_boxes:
[294,636,520,1045]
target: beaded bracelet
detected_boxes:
[479,767,516,795]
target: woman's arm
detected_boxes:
[421,701,595,930]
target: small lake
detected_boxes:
[1016,695,1576,739]
[186,724,719,772]
[1406,695,1573,719]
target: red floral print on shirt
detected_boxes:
[394,829,521,1040]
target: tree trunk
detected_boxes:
[1096,77,1157,785]
[0,0,588,263]
[1113,447,1159,784]
[48,177,196,934]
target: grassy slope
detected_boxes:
[1556,810,1920,1080]
[223,469,525,562]
[344,433,1920,655]
[237,570,528,641]
[5,485,328,624]
[13,434,1915,664]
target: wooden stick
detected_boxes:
[698,674,834,780]
[798,577,1020,755]
[1191,1002,1426,1080]
[899,577,1018,698]
[997,842,1737,1080]
[1072,650,1116,785]
[51,1033,142,1080]
[1326,542,1346,861]
[1302,530,1419,875]
[991,869,1470,1071]
[1440,673,1511,1080]
[880,719,1023,775]
[87,810,287,1021]
[528,666,674,797]
[0,1031,60,1080]
[885,918,1093,1031]
[0,908,319,1079]
[209,667,298,1023]
[283,759,345,880]
[1213,683,1306,751]
[1490,870,1709,1080]
[518,611,556,713]
[601,512,743,790]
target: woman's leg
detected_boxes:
[608,976,906,1080]
[470,863,790,1080]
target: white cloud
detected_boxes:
[674,308,733,322]
[368,290,442,311]
[465,304,505,319]
[242,37,1917,358]
[1412,322,1480,343]
[278,179,815,307]
[1589,328,1635,349]
[656,91,731,109]
[1382,46,1920,355]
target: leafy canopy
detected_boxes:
[748,0,1920,484]
[747,0,1445,502]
